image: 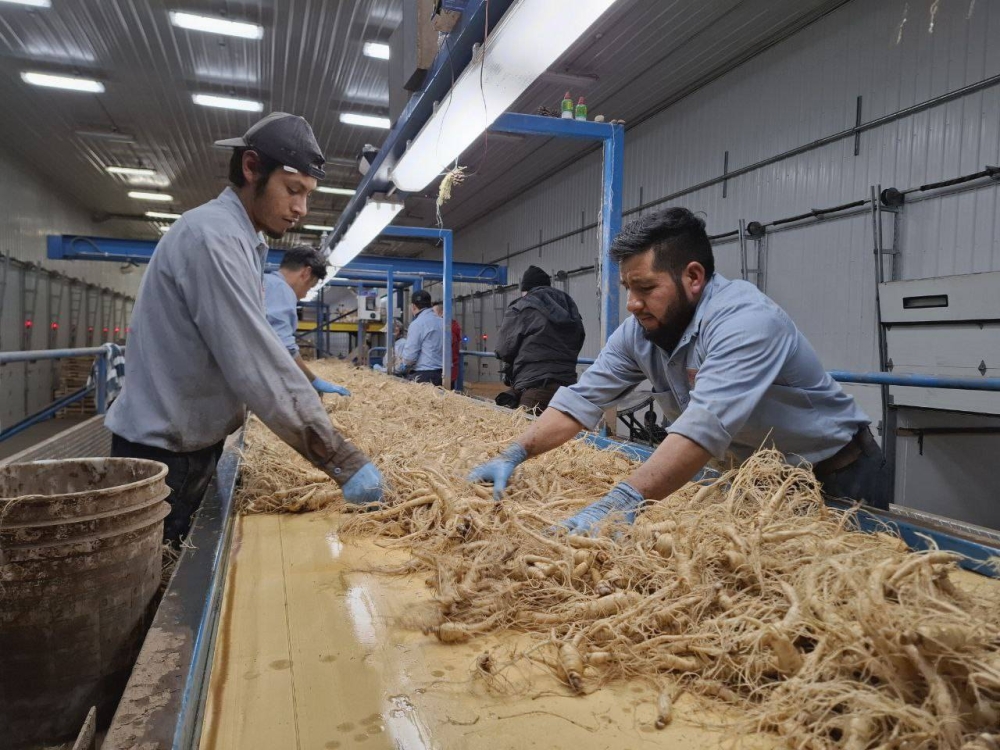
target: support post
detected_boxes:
[600,123,625,345]
[96,353,108,415]
[442,230,453,390]
[385,269,395,373]
[356,284,365,361]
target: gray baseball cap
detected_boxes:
[215,112,326,180]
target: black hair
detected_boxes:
[228,147,284,196]
[610,207,715,280]
[279,245,328,280]
[411,290,432,309]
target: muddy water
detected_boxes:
[200,512,775,750]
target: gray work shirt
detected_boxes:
[263,271,299,357]
[548,273,869,464]
[401,308,444,372]
[106,187,366,482]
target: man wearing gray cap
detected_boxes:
[107,113,387,545]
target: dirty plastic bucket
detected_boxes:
[0,457,170,748]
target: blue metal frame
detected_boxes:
[375,225,455,387]
[324,0,516,249]
[488,113,625,344]
[337,252,505,285]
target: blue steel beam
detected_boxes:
[323,0,516,249]
[490,112,620,141]
[48,234,286,267]
[339,249,506,285]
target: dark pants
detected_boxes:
[496,380,567,416]
[815,427,891,510]
[409,369,443,386]
[111,433,223,546]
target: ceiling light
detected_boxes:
[145,211,181,220]
[156,225,171,234]
[317,186,356,196]
[328,196,404,271]
[21,71,104,93]
[106,166,157,177]
[390,0,621,191]
[192,93,263,112]
[169,11,264,40]
[129,191,173,202]
[303,224,335,232]
[0,0,52,7]
[340,112,390,129]
[363,42,390,60]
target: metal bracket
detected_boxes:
[979,359,988,376]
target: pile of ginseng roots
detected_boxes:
[236,363,1000,749]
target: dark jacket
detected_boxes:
[494,286,586,390]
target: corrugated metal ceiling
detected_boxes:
[0,0,848,249]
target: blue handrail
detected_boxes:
[459,350,1000,392]
[0,346,117,443]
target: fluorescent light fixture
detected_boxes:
[156,225,171,234]
[328,196,404,271]
[391,0,621,191]
[317,186,356,196]
[363,42,390,60]
[303,224,335,232]
[0,0,52,7]
[145,211,181,220]
[129,191,173,202]
[340,112,390,129]
[169,11,264,40]
[21,71,104,93]
[106,166,157,177]
[192,93,263,112]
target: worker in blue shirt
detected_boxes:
[469,207,888,534]
[395,290,445,385]
[263,245,350,396]
[108,113,386,544]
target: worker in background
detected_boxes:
[107,112,387,545]
[469,207,888,533]
[392,318,407,364]
[263,245,351,396]
[493,265,586,415]
[373,319,406,374]
[432,300,462,388]
[395,290,444,385]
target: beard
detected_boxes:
[263,225,287,240]
[638,277,697,354]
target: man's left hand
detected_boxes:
[312,378,350,396]
[556,481,645,535]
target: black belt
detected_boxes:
[814,426,877,476]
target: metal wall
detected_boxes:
[447,0,1000,523]
[0,147,141,429]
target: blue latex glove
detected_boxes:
[467,443,528,501]
[341,462,385,506]
[557,481,645,535]
[312,378,350,396]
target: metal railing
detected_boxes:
[0,346,115,443]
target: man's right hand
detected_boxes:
[341,462,385,506]
[466,443,528,501]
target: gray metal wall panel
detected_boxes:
[0,148,141,428]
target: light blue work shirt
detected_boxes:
[548,273,869,464]
[263,271,299,357]
[401,308,444,372]
[394,337,407,360]
[106,187,366,480]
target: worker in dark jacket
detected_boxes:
[494,266,586,414]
